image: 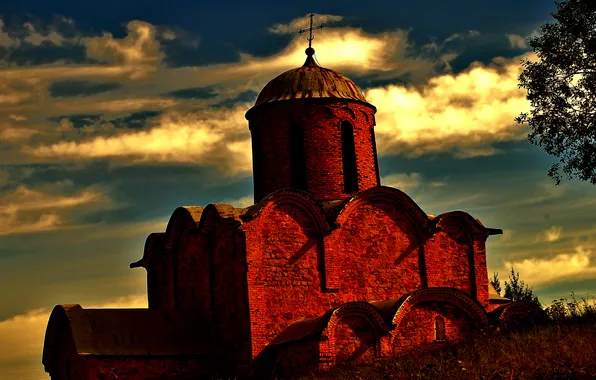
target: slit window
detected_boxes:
[341,121,358,192]
[435,316,446,341]
[251,124,264,201]
[290,123,308,190]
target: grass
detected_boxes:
[303,294,596,380]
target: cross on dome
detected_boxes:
[298,13,324,57]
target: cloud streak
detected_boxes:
[0,182,110,236]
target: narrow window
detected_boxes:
[341,121,358,192]
[370,128,381,185]
[435,316,446,341]
[290,122,308,190]
[251,124,264,200]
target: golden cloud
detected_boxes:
[84,21,163,79]
[537,225,563,243]
[506,34,527,49]
[503,246,596,286]
[29,106,253,175]
[368,53,536,157]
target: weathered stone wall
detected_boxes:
[247,99,379,202]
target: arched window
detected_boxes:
[370,128,381,185]
[251,124,265,200]
[290,122,307,190]
[435,316,446,341]
[341,121,358,192]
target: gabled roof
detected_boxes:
[43,305,213,369]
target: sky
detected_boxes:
[1,0,595,378]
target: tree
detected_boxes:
[503,267,541,307]
[490,271,502,295]
[516,0,596,184]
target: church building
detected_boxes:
[42,19,547,380]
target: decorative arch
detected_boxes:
[493,301,549,331]
[392,288,489,329]
[340,106,357,119]
[241,188,329,236]
[359,109,370,123]
[322,302,389,365]
[333,186,433,238]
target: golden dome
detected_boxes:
[248,50,374,114]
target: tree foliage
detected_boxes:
[516,0,596,184]
[503,267,541,306]
[490,271,502,295]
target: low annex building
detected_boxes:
[42,34,547,380]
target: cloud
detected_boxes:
[0,294,147,375]
[0,183,110,236]
[29,106,253,175]
[368,53,536,158]
[22,22,67,46]
[537,225,563,242]
[84,21,163,78]
[222,195,254,208]
[503,246,596,286]
[505,34,527,49]
[381,172,422,193]
[0,19,17,47]
[268,13,344,35]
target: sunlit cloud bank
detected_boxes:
[503,246,596,287]
[369,53,537,157]
[0,294,147,372]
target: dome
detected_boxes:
[248,50,374,114]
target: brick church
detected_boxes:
[42,24,547,379]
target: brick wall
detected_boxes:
[424,221,475,296]
[244,198,337,357]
